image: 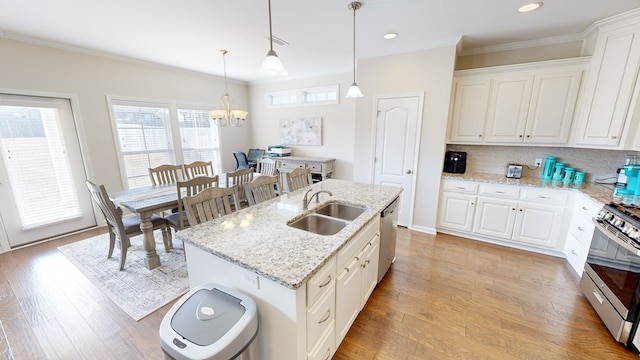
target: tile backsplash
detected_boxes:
[446,145,639,184]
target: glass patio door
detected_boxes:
[0,94,96,248]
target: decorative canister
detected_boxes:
[542,156,556,180]
[574,171,585,184]
[563,167,575,183]
[552,162,566,181]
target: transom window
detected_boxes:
[267,85,339,107]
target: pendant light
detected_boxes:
[209,50,248,127]
[259,0,287,76]
[345,2,364,99]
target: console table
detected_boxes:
[276,156,335,191]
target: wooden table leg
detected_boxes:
[139,211,161,269]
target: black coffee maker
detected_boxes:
[443,151,467,173]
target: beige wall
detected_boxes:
[248,73,355,179]
[354,46,458,233]
[0,37,251,192]
[456,41,584,70]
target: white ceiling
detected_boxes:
[1,1,639,83]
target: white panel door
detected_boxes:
[373,95,422,227]
[0,94,96,247]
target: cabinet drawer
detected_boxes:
[479,184,519,199]
[574,195,601,218]
[309,164,324,172]
[564,233,589,275]
[307,257,336,306]
[519,188,568,205]
[337,217,380,269]
[442,180,478,194]
[307,286,335,352]
[568,215,595,248]
[279,162,306,170]
[308,325,335,360]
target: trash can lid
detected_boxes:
[171,288,246,346]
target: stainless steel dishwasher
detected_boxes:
[378,196,399,283]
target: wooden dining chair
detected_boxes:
[148,164,185,185]
[183,187,239,226]
[166,175,219,231]
[258,157,278,176]
[286,167,312,192]
[85,180,171,270]
[183,161,214,179]
[244,175,280,206]
[226,168,254,207]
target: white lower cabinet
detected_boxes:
[473,197,517,239]
[335,219,380,347]
[439,179,570,254]
[563,194,601,275]
[437,180,478,231]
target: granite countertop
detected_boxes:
[442,171,615,205]
[176,179,402,290]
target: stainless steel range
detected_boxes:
[580,202,640,349]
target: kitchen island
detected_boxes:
[176,179,401,360]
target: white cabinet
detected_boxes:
[448,59,586,146]
[335,218,380,347]
[473,197,518,240]
[563,194,601,275]
[573,20,640,148]
[437,180,478,232]
[439,180,569,253]
[484,75,534,143]
[448,76,490,143]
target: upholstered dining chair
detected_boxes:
[286,167,312,192]
[233,151,251,170]
[258,157,278,176]
[85,180,171,270]
[226,168,254,207]
[166,175,219,232]
[183,187,239,226]
[183,160,214,179]
[244,175,280,206]
[148,164,185,185]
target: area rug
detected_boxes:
[58,232,189,321]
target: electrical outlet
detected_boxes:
[534,158,542,167]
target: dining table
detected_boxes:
[110,172,256,270]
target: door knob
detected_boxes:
[405,169,412,174]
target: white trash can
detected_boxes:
[160,283,259,360]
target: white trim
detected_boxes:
[0,214,9,254]
[408,225,436,235]
[370,92,425,229]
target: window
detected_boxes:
[267,85,339,107]
[109,98,221,189]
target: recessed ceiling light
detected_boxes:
[518,2,543,13]
[383,32,398,40]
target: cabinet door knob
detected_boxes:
[406,169,412,174]
[519,134,523,138]
[478,134,482,137]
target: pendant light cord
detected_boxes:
[268,0,274,52]
[221,50,229,93]
[352,5,356,83]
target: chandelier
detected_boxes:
[209,50,248,127]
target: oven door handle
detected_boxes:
[592,219,640,256]
[592,289,605,304]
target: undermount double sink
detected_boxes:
[288,202,366,236]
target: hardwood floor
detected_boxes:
[0,227,636,359]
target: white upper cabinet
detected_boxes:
[448,76,490,143]
[573,19,640,148]
[449,59,586,146]
[484,74,533,143]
